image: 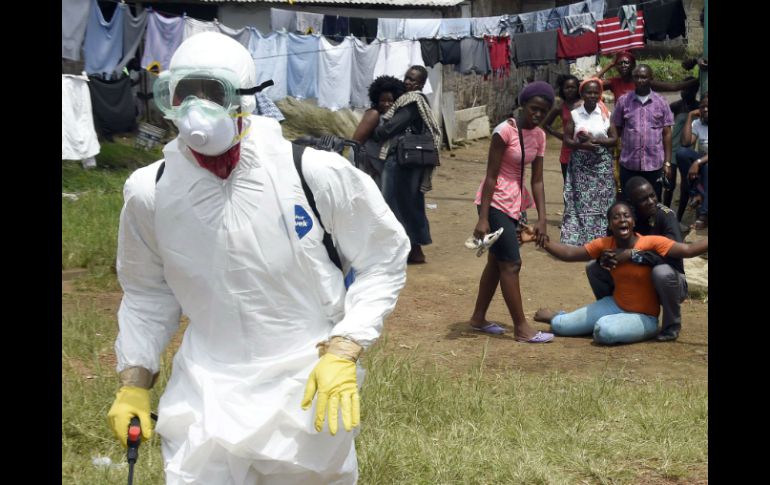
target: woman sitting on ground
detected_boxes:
[351,75,406,188]
[520,201,707,345]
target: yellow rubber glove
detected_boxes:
[301,353,360,435]
[107,386,153,447]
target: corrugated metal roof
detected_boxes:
[198,0,465,6]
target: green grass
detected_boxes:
[62,188,123,270]
[357,348,707,485]
[62,141,162,272]
[61,306,707,484]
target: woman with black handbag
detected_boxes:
[371,66,441,264]
[468,81,555,343]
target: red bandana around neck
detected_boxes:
[190,116,243,179]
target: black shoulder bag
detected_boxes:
[396,130,439,168]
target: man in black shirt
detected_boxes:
[586,176,688,341]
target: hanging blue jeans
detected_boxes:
[551,296,659,345]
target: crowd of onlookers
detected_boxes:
[353,51,708,345]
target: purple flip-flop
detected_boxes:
[515,331,554,343]
[472,322,506,335]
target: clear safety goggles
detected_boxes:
[153,68,270,119]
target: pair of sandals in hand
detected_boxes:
[464,228,504,257]
[464,223,543,258]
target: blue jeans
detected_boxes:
[551,296,659,345]
[381,156,432,245]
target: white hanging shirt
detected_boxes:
[317,37,353,111]
[373,40,433,95]
[62,74,100,160]
[403,19,441,40]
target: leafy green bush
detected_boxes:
[597,55,698,82]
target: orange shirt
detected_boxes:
[584,235,676,316]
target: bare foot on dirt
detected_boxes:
[534,308,558,324]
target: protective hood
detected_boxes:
[168,32,257,117]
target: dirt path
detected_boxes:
[380,137,707,383]
[62,137,707,384]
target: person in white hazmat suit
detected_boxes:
[106,32,410,485]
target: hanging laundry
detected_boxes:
[596,12,645,54]
[420,39,441,67]
[350,39,381,109]
[296,12,324,34]
[83,0,125,76]
[248,29,288,102]
[62,74,100,160]
[561,13,597,35]
[217,23,252,48]
[141,11,184,72]
[513,12,537,33]
[571,0,607,19]
[456,38,491,75]
[349,17,378,43]
[536,6,569,32]
[471,16,504,37]
[486,36,511,77]
[270,8,296,32]
[88,74,137,137]
[322,15,350,40]
[317,37,354,111]
[604,0,631,15]
[439,39,461,65]
[184,17,217,40]
[408,40,433,94]
[377,18,405,40]
[500,14,534,35]
[403,19,441,40]
[568,1,591,17]
[512,30,557,66]
[374,40,409,77]
[373,40,432,94]
[585,0,607,19]
[286,33,319,99]
[557,29,599,59]
[439,18,471,38]
[116,6,148,72]
[643,0,687,41]
[62,0,91,61]
[618,5,638,34]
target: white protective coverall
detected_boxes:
[114,33,410,485]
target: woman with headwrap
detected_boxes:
[467,81,555,343]
[560,78,619,245]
